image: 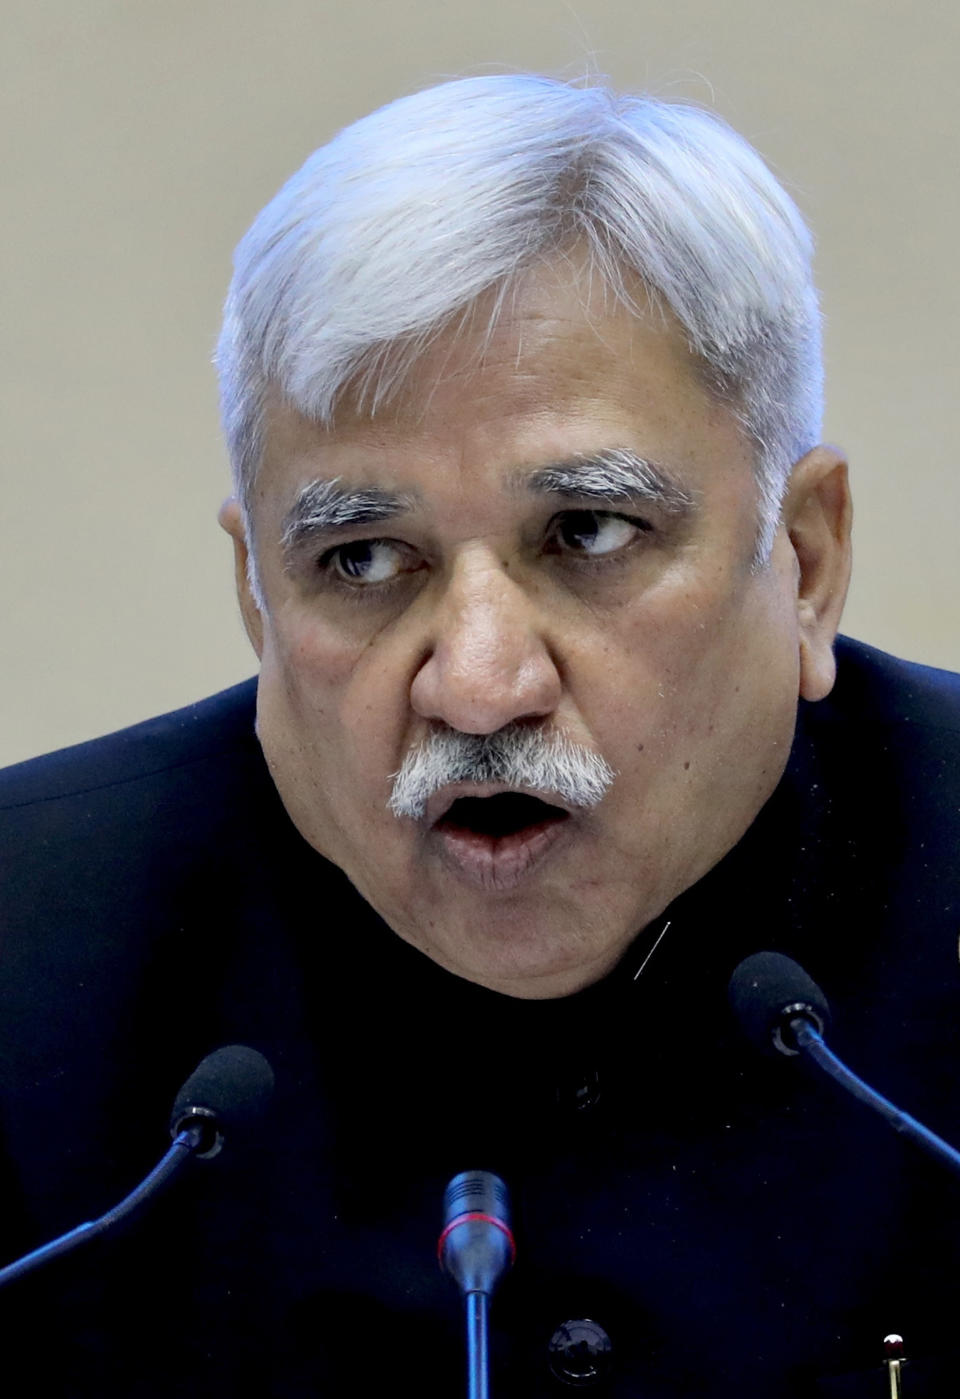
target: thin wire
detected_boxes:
[633,920,673,981]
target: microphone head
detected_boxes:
[439,1170,515,1298]
[728,952,830,1056]
[442,1170,511,1229]
[169,1045,275,1158]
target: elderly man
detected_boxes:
[1,74,958,1397]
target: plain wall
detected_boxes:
[2,0,957,766]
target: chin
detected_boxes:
[425,918,627,1000]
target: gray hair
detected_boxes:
[216,73,822,575]
[388,722,617,821]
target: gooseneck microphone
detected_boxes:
[0,1044,275,1290]
[439,1171,515,1399]
[729,952,960,1178]
[169,1043,276,1157]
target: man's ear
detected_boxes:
[780,445,853,702]
[218,497,265,659]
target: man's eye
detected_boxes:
[324,539,410,584]
[549,511,649,557]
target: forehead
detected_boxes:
[254,258,753,510]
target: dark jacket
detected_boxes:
[1,636,959,1397]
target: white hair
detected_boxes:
[388,722,616,821]
[216,73,822,576]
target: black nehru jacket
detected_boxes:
[1,636,959,1397]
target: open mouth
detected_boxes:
[428,791,573,890]
[435,792,570,838]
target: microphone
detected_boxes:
[0,1044,275,1290]
[728,951,830,1056]
[439,1171,515,1399]
[170,1043,276,1158]
[729,952,960,1178]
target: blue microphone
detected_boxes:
[439,1170,515,1399]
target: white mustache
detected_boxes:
[388,724,616,820]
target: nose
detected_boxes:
[409,550,562,735]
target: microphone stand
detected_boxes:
[0,1126,204,1291]
[0,1045,274,1293]
[464,1290,489,1399]
[790,1019,960,1179]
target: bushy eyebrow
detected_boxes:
[281,477,418,558]
[280,448,694,565]
[523,448,696,516]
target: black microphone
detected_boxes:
[439,1171,515,1399]
[0,1044,275,1290]
[728,951,830,1056]
[729,952,960,1178]
[170,1043,276,1158]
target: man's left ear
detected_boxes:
[780,445,853,702]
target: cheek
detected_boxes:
[261,609,369,718]
[254,617,361,791]
[594,571,799,763]
[256,616,410,852]
[260,609,415,785]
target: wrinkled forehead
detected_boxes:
[281,264,716,455]
[240,254,764,584]
[249,334,759,582]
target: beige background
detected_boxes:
[2,0,957,768]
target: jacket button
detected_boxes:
[547,1318,613,1386]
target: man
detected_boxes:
[1,74,958,1396]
